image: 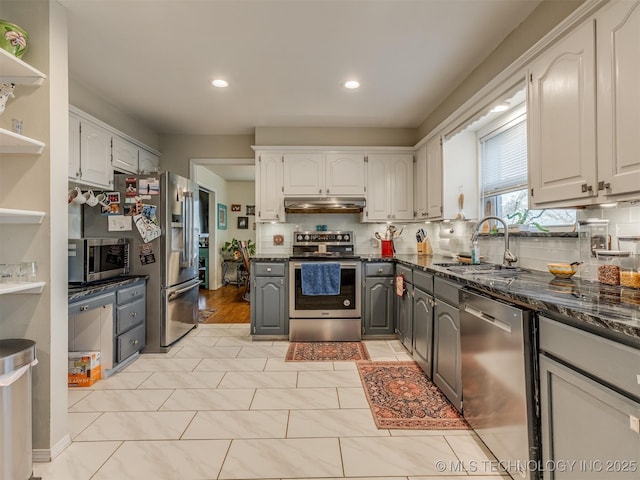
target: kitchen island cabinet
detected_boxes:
[539,316,640,479]
[363,262,395,336]
[250,260,288,337]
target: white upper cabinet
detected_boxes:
[324,153,366,196]
[112,136,139,174]
[414,144,428,219]
[282,152,365,196]
[282,153,324,196]
[138,149,160,174]
[596,0,640,198]
[528,19,597,206]
[426,136,443,219]
[366,153,414,221]
[413,137,443,220]
[256,152,284,222]
[69,113,113,189]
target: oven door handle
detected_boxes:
[291,262,359,268]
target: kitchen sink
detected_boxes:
[433,262,529,276]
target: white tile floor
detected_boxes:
[35,323,508,480]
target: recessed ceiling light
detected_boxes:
[490,103,510,113]
[212,79,229,88]
[344,80,360,89]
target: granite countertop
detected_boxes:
[68,275,148,302]
[381,254,640,345]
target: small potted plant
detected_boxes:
[220,238,256,260]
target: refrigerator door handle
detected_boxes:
[180,191,194,267]
[168,279,203,299]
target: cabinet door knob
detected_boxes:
[319,189,322,194]
[326,189,330,194]
[266,268,272,272]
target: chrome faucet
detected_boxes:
[471,216,518,266]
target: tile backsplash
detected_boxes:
[256,204,640,278]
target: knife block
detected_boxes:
[417,239,433,256]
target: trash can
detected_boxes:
[0,339,37,480]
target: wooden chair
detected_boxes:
[239,240,251,302]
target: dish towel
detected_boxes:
[301,262,341,295]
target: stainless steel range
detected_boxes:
[289,231,361,341]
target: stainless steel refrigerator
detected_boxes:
[83,172,200,352]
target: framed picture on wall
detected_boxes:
[237,216,248,229]
[231,204,241,212]
[246,205,255,216]
[217,204,227,230]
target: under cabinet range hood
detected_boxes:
[284,198,365,214]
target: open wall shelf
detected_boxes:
[0,208,46,224]
[0,49,46,85]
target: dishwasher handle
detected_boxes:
[463,303,512,333]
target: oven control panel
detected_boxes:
[293,231,353,245]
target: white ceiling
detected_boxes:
[61,0,542,138]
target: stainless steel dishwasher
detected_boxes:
[459,288,539,480]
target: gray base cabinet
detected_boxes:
[251,262,287,336]
[397,282,413,352]
[539,316,640,479]
[412,287,433,376]
[115,280,146,362]
[363,277,395,335]
[433,300,461,410]
[432,277,462,411]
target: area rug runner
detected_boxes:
[198,308,217,323]
[357,360,470,430]
[285,342,370,361]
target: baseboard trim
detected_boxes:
[33,434,72,463]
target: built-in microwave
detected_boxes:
[68,238,130,283]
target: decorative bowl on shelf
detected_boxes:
[0,20,28,59]
[547,262,578,279]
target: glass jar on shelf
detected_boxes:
[578,219,609,281]
[617,237,640,289]
[595,250,630,286]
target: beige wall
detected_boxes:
[255,126,417,146]
[159,134,255,178]
[225,181,256,247]
[0,0,69,456]
[417,0,585,139]
[69,78,159,150]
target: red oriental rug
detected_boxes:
[285,342,370,362]
[357,361,470,430]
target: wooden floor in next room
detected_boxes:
[199,285,250,324]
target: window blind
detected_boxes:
[481,118,527,195]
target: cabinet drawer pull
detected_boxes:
[131,291,137,296]
[266,267,272,272]
[131,339,139,345]
[80,305,89,311]
[130,312,137,317]
[378,268,384,273]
